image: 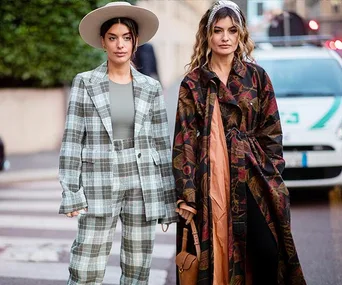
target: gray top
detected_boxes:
[109,80,135,139]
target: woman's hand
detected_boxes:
[66,208,87,218]
[176,207,194,225]
[175,201,197,225]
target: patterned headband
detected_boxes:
[207,0,242,32]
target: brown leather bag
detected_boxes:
[175,219,201,285]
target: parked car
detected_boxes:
[0,137,10,171]
[253,41,342,188]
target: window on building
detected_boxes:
[333,4,340,14]
[332,0,340,13]
[257,2,264,16]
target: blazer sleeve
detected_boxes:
[172,83,198,209]
[58,74,88,214]
[255,69,285,174]
[152,82,178,224]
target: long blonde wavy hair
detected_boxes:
[186,3,254,73]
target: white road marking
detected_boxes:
[0,214,176,235]
[0,236,176,260]
[0,190,61,199]
[0,261,167,285]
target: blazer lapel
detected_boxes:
[85,62,114,143]
[84,64,152,141]
[132,67,151,137]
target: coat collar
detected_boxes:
[186,57,245,110]
[199,56,247,86]
[84,61,149,143]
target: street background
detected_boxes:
[1,0,342,284]
[1,148,342,284]
[1,81,342,285]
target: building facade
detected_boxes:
[137,0,213,88]
[284,0,342,37]
[247,0,283,37]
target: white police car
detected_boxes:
[254,40,342,188]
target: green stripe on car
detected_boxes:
[310,96,341,129]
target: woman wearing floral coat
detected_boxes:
[173,1,306,284]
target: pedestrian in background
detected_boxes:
[173,1,306,284]
[133,42,160,81]
[58,2,177,284]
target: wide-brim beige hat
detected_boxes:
[79,1,159,48]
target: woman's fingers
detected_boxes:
[66,208,87,218]
[183,211,190,219]
[179,209,188,219]
[185,213,194,225]
[175,208,194,223]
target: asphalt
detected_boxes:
[0,150,59,184]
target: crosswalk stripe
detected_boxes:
[0,215,176,235]
[12,181,61,189]
[0,261,167,285]
[0,214,77,229]
[0,190,61,199]
[0,181,176,285]
[0,236,176,260]
[0,201,62,212]
[0,169,58,184]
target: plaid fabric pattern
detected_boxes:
[68,143,157,285]
[59,62,177,223]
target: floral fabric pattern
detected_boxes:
[173,58,306,284]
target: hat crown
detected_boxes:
[105,1,132,8]
[79,1,158,48]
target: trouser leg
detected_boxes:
[117,147,157,285]
[67,214,118,285]
[247,188,278,285]
[119,187,157,285]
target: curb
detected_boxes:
[0,168,58,184]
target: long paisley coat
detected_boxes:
[172,57,306,284]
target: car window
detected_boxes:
[257,58,342,97]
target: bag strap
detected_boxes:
[181,228,189,251]
[190,220,201,261]
[177,200,201,261]
[177,199,197,215]
[180,222,200,261]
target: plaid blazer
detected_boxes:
[59,62,177,224]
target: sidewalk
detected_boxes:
[0,151,59,184]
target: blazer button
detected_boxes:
[138,153,141,158]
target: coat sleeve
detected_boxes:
[172,82,198,209]
[58,74,88,214]
[153,82,178,224]
[255,69,285,174]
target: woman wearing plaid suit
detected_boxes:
[58,2,177,284]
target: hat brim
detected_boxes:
[79,3,159,48]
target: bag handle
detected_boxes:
[178,201,201,262]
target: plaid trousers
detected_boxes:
[68,138,157,285]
